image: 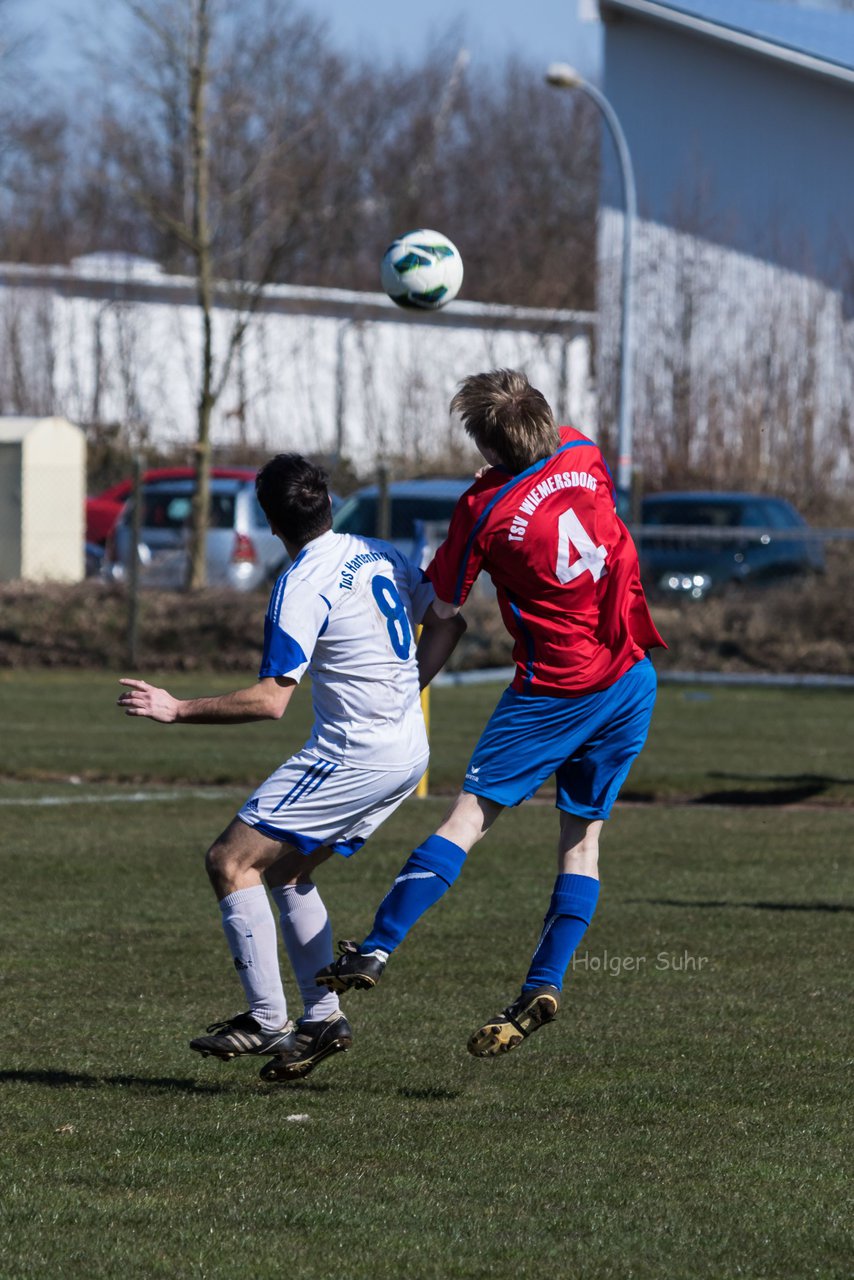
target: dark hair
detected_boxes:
[255,454,332,547]
[451,368,559,473]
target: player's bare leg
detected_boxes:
[316,792,503,993]
[557,814,602,879]
[467,815,603,1058]
[435,790,504,849]
[204,816,290,898]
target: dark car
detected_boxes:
[637,492,824,599]
[332,478,472,564]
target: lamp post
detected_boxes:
[546,62,637,519]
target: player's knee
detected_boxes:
[438,792,499,850]
[559,816,601,875]
[205,837,234,885]
[561,847,599,878]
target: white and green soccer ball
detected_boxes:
[380,229,464,310]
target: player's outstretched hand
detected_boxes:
[117,678,179,723]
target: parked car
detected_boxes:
[332,477,472,564]
[86,466,266,547]
[86,489,129,547]
[103,469,287,591]
[637,491,824,599]
[85,541,105,577]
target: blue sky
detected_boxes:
[18,0,603,84]
[305,0,603,76]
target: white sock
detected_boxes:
[271,883,341,1022]
[218,885,288,1029]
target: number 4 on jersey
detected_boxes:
[555,506,608,584]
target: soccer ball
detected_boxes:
[380,229,463,310]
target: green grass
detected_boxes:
[0,672,851,1277]
[1,669,851,804]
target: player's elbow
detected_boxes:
[256,678,295,720]
[264,692,292,720]
[429,597,460,622]
[435,610,466,642]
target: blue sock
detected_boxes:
[362,834,467,954]
[523,873,600,991]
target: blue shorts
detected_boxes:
[463,657,657,820]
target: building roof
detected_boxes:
[0,416,74,442]
[0,260,593,336]
[599,0,854,85]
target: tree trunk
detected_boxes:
[188,0,213,592]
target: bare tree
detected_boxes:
[3,9,603,498]
[92,0,344,587]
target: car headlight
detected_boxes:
[660,572,712,599]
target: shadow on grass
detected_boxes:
[696,771,854,807]
[397,1086,462,1101]
[265,1081,333,1095]
[0,1068,236,1094]
[631,898,853,914]
[710,771,854,784]
[622,773,854,808]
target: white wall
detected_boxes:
[597,210,853,492]
[0,265,597,470]
[0,417,85,582]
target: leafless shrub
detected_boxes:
[1,546,851,676]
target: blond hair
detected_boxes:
[451,369,559,474]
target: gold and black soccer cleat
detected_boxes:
[467,984,560,1058]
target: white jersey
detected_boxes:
[259,529,434,770]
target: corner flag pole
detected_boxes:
[417,684,430,797]
[417,625,429,797]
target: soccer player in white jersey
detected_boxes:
[118,453,464,1082]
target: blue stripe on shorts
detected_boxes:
[272,761,338,812]
[248,822,365,857]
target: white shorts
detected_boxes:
[237,747,428,857]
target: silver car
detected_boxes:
[102,471,287,591]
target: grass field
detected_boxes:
[0,671,851,1278]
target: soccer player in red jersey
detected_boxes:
[317,369,665,1056]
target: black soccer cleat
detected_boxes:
[259,1012,354,1083]
[189,1011,294,1061]
[314,940,388,993]
[467,984,560,1058]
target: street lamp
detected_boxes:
[546,62,637,519]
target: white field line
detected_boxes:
[0,789,239,808]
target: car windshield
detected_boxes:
[140,488,237,530]
[333,494,458,539]
[643,500,745,528]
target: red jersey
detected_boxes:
[427,427,665,696]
